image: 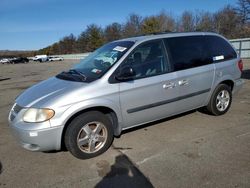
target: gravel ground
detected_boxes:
[0,59,249,188]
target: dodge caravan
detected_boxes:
[8,32,244,159]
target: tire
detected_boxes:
[64,111,114,159]
[206,84,232,116]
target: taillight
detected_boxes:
[238,59,243,73]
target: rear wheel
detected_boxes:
[64,111,114,159]
[206,84,232,116]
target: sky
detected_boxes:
[0,0,238,51]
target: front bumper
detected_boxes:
[8,105,63,151]
[10,124,63,151]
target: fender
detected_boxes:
[57,98,124,134]
[205,74,235,105]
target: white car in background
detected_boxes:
[0,58,10,64]
[33,55,48,62]
[48,56,64,61]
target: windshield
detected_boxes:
[56,41,134,82]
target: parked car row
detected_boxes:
[0,57,29,64]
[0,55,64,64]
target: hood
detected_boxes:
[16,77,87,108]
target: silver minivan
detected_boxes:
[9,32,244,159]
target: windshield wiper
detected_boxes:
[68,69,87,81]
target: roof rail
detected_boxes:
[142,31,173,36]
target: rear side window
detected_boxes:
[164,36,211,71]
[206,36,237,62]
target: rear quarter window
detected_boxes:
[206,35,237,62]
[164,36,211,71]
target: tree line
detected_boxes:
[37,0,249,55]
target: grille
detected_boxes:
[10,113,16,121]
[10,103,23,121]
[13,104,23,114]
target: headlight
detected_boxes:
[23,108,55,123]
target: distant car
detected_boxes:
[48,56,64,61]
[0,58,10,64]
[33,55,48,62]
[10,57,29,64]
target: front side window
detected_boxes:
[119,40,169,79]
[56,41,134,82]
[164,36,211,71]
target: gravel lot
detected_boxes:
[0,60,249,188]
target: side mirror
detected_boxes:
[115,66,136,81]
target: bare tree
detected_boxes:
[123,14,142,37]
[157,11,176,32]
[235,0,250,24]
[180,11,196,32]
[141,12,176,34]
[141,16,161,34]
[104,22,122,42]
[196,12,215,32]
[214,5,241,38]
[58,34,77,54]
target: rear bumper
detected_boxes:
[233,78,244,95]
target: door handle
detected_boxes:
[163,82,175,89]
[178,79,189,86]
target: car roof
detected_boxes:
[115,32,221,44]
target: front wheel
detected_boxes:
[206,84,232,116]
[64,111,114,159]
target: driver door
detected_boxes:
[117,40,179,128]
